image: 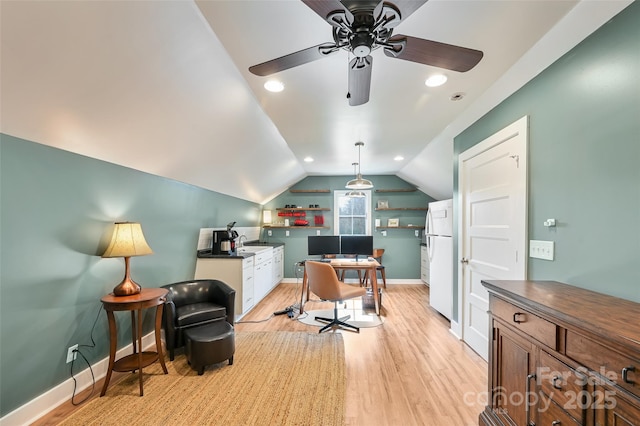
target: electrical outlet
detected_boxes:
[529,240,555,260]
[316,230,321,236]
[415,230,419,237]
[66,344,78,363]
[285,230,290,237]
[267,230,272,237]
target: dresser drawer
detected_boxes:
[538,394,581,426]
[566,330,640,399]
[539,350,588,422]
[491,297,558,350]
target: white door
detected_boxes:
[458,116,528,360]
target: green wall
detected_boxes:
[452,2,640,321]
[0,134,261,416]
[261,175,433,280]
[0,138,431,416]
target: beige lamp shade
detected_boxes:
[102,222,152,296]
[102,222,153,258]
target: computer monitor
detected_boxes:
[307,236,340,256]
[340,235,373,259]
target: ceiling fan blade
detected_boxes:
[389,0,428,23]
[302,0,348,21]
[383,35,483,72]
[249,43,338,76]
[348,56,372,106]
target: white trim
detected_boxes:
[333,190,372,235]
[457,115,529,360]
[449,320,462,340]
[0,332,159,426]
[280,278,423,285]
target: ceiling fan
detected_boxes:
[248,0,483,106]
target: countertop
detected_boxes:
[196,241,284,259]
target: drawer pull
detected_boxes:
[513,312,526,323]
[622,366,635,384]
[552,421,561,426]
[552,375,563,389]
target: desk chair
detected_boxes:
[305,261,367,333]
[364,248,387,289]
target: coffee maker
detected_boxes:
[211,221,239,255]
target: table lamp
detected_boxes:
[102,222,153,296]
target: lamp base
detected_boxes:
[113,278,142,297]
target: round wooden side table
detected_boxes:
[100,287,169,397]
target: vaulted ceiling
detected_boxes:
[0,1,631,203]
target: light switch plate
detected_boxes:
[529,240,554,260]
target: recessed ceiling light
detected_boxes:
[425,74,448,87]
[394,155,404,161]
[264,80,284,92]
[303,156,314,162]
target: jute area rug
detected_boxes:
[60,331,345,426]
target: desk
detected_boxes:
[300,259,382,316]
[100,287,169,397]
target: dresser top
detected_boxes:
[482,280,640,351]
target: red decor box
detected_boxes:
[314,215,324,225]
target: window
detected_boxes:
[333,190,372,235]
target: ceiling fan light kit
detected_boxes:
[346,142,374,190]
[248,0,483,106]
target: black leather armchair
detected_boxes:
[161,279,235,361]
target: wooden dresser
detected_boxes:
[479,280,639,426]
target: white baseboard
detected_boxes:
[449,319,462,340]
[0,332,158,426]
[280,278,425,285]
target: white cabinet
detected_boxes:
[193,244,284,319]
[242,260,255,312]
[254,248,273,302]
[272,246,284,286]
[194,256,255,318]
[420,245,430,284]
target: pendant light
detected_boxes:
[345,142,373,190]
[346,163,366,197]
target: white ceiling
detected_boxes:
[0,1,631,204]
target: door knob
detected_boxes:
[460,258,469,264]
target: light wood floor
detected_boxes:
[32,283,487,426]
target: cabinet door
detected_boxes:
[420,246,429,283]
[493,321,537,426]
[272,247,284,285]
[595,385,640,426]
[242,265,254,313]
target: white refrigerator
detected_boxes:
[426,199,453,320]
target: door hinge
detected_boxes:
[509,154,520,168]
